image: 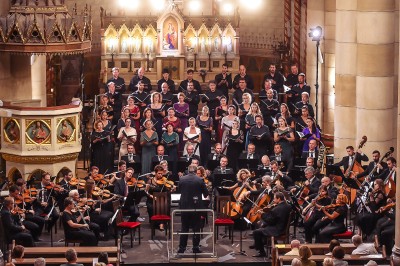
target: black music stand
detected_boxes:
[255,168,271,179]
[127,162,141,174]
[177,158,191,173]
[289,168,305,183]
[206,159,219,172]
[213,174,236,196]
[232,209,252,256]
[238,158,259,170]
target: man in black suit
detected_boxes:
[129,67,152,93]
[106,67,126,93]
[301,139,319,159]
[270,143,293,172]
[157,68,176,93]
[121,143,141,168]
[233,65,254,90]
[184,81,200,118]
[294,92,315,118]
[179,69,202,94]
[152,145,169,163]
[251,192,292,257]
[356,150,388,182]
[33,172,60,231]
[239,143,260,161]
[114,167,140,222]
[1,197,35,247]
[177,165,209,254]
[263,63,284,93]
[215,63,232,99]
[206,143,223,170]
[269,160,293,188]
[290,166,321,204]
[334,145,369,171]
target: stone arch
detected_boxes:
[7,167,22,183]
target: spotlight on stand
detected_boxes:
[308,26,323,124]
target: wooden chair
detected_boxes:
[61,212,83,247]
[112,200,141,248]
[214,196,234,243]
[150,192,171,240]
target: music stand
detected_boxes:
[151,158,171,171]
[177,158,191,173]
[255,168,271,179]
[238,158,259,170]
[213,173,236,196]
[206,159,219,172]
[127,162,141,174]
[289,168,305,183]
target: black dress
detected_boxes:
[226,130,244,171]
[196,116,213,166]
[150,104,165,140]
[313,204,347,243]
[90,130,113,174]
[356,190,386,236]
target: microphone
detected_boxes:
[193,196,198,205]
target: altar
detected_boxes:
[100,2,240,85]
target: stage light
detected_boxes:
[152,0,165,11]
[222,2,234,15]
[308,26,322,41]
[189,0,201,12]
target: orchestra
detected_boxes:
[0,66,398,259]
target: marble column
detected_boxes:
[334,1,358,160]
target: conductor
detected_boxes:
[177,165,209,254]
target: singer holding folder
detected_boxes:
[177,165,209,254]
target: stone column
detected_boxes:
[322,0,335,136]
[31,55,47,107]
[334,1,357,160]
[355,0,395,155]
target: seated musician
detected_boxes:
[356,150,388,183]
[83,179,115,238]
[269,160,293,188]
[145,165,175,231]
[8,185,44,241]
[302,185,332,243]
[121,143,141,165]
[68,189,101,239]
[250,191,292,257]
[1,197,35,247]
[245,175,274,205]
[178,158,200,177]
[206,143,223,169]
[290,166,321,205]
[114,167,140,222]
[270,143,293,172]
[334,145,369,171]
[258,155,271,171]
[301,139,318,159]
[312,193,348,243]
[239,143,260,161]
[58,169,76,211]
[62,197,98,246]
[33,172,60,231]
[152,144,169,163]
[222,169,256,217]
[181,144,200,163]
[308,176,338,201]
[355,179,387,238]
[376,198,395,256]
[211,156,235,181]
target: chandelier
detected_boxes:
[0,0,92,55]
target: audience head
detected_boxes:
[291,258,302,266]
[332,246,345,260]
[290,239,300,249]
[351,234,363,247]
[322,258,334,266]
[98,252,109,264]
[33,258,45,266]
[188,165,198,174]
[65,248,78,263]
[366,261,378,266]
[12,245,24,259]
[299,245,312,260]
[329,239,341,253]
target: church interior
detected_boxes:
[0,0,400,265]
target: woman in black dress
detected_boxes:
[313,193,348,243]
[149,92,166,139]
[196,106,213,166]
[91,120,113,174]
[356,179,387,238]
[225,118,244,171]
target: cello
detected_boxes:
[339,136,367,204]
[246,188,270,223]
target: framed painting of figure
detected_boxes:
[3,118,21,144]
[56,117,76,143]
[163,17,178,50]
[25,120,51,144]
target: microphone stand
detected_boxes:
[232,209,251,256]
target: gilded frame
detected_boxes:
[3,118,21,144]
[56,117,76,143]
[25,119,52,144]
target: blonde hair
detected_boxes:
[236,169,251,182]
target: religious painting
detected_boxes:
[56,117,76,143]
[163,17,178,50]
[3,118,21,144]
[25,120,51,144]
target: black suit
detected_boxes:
[178,173,209,251]
[33,184,60,230]
[356,161,388,181]
[179,79,202,94]
[1,207,35,247]
[114,178,140,222]
[270,153,293,172]
[253,201,292,253]
[334,153,369,170]
[215,73,232,98]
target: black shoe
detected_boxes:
[252,252,266,257]
[193,248,202,253]
[34,238,43,242]
[249,245,256,249]
[177,248,185,253]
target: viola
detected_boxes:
[376,202,396,213]
[45,182,63,192]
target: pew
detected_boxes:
[278,254,388,266]
[12,257,118,265]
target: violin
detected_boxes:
[24,187,38,196]
[14,193,35,204]
[92,174,110,185]
[45,182,63,192]
[376,202,396,213]
[320,203,341,210]
[11,206,28,215]
[261,203,277,213]
[127,177,146,189]
[69,177,86,188]
[153,176,175,189]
